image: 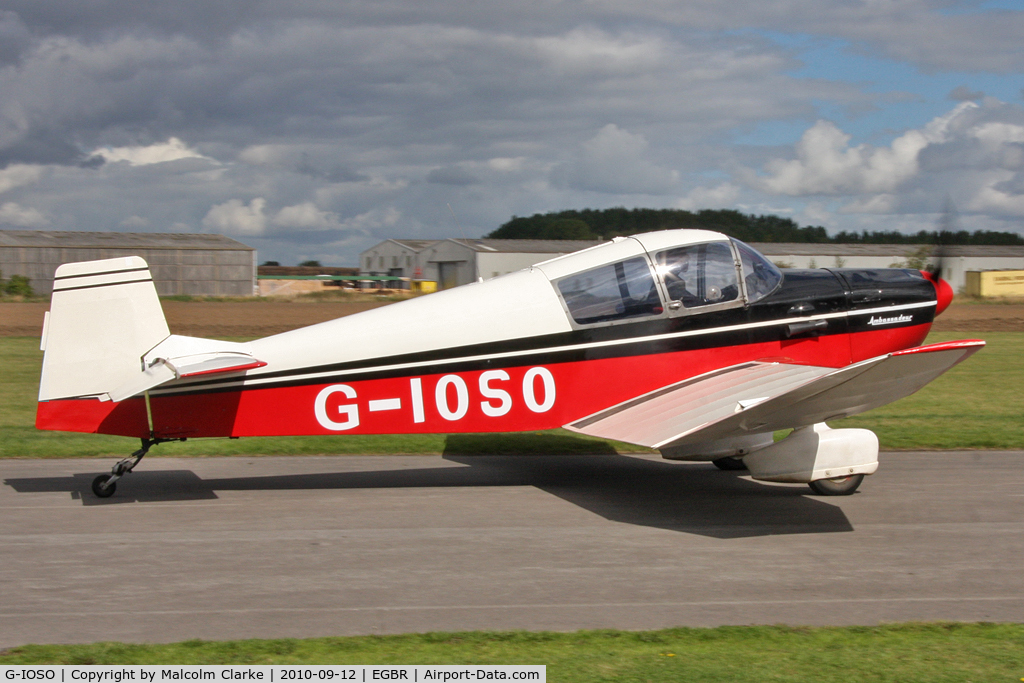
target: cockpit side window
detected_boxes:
[557,256,663,325]
[656,242,739,308]
[732,239,783,303]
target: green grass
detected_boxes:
[833,331,1024,449]
[3,624,1024,681]
[2,332,1020,457]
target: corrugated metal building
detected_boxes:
[360,238,600,289]
[0,230,256,296]
[359,239,444,285]
[449,238,602,286]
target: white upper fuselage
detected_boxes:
[241,229,730,382]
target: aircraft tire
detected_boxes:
[807,474,864,496]
[712,457,748,471]
[91,474,116,498]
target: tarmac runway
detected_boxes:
[1,451,1022,647]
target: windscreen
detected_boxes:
[655,242,740,308]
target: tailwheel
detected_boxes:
[808,474,864,496]
[712,456,747,471]
[87,437,175,499]
[91,474,116,498]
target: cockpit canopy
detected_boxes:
[541,231,782,328]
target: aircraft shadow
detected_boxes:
[441,454,854,539]
[4,455,853,540]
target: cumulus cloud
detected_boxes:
[675,183,741,210]
[340,207,402,234]
[918,114,1024,173]
[202,198,268,236]
[0,201,48,227]
[553,124,679,195]
[971,123,1024,169]
[744,103,977,196]
[968,180,1024,216]
[272,202,342,231]
[738,98,1024,222]
[202,198,383,237]
[92,138,212,166]
[0,164,44,194]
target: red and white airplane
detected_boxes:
[35,229,981,499]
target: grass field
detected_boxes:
[1,331,1020,457]
[834,331,1024,449]
[3,624,1023,681]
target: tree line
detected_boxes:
[486,208,1024,245]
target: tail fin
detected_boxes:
[38,256,169,402]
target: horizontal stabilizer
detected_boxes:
[108,335,266,402]
[565,340,984,449]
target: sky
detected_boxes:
[1,1,1023,266]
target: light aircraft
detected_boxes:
[35,229,982,499]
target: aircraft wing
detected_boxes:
[107,335,267,402]
[565,340,984,450]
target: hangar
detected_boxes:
[361,237,1024,294]
[0,230,256,296]
[360,238,600,289]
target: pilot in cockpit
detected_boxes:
[659,249,701,307]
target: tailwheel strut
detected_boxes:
[91,437,178,498]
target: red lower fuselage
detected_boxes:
[36,316,932,440]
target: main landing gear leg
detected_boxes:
[91,438,162,498]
